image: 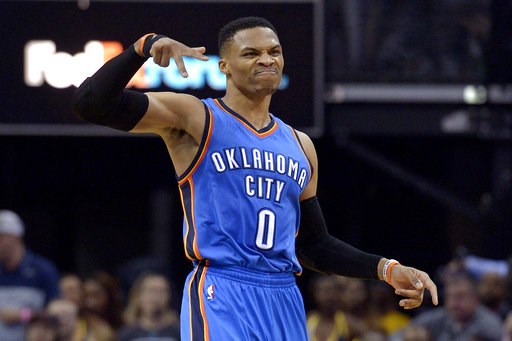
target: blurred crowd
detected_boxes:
[307,251,512,341]
[0,210,180,341]
[2,209,511,341]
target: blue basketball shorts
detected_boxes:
[180,264,308,341]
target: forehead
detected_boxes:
[231,27,280,50]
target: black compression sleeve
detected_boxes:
[296,196,382,280]
[71,45,149,131]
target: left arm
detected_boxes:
[295,131,438,309]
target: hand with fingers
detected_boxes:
[386,262,439,310]
[134,33,209,77]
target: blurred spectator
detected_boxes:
[47,298,115,341]
[306,275,366,341]
[84,271,123,330]
[0,209,60,341]
[118,273,179,341]
[503,311,512,341]
[391,272,502,341]
[440,249,512,318]
[477,272,511,319]
[402,325,431,341]
[25,314,59,341]
[339,277,375,328]
[368,281,410,334]
[60,274,85,308]
[59,274,115,341]
[46,298,81,341]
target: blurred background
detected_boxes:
[1,0,511,314]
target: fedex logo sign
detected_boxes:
[24,40,289,90]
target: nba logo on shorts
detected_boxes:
[207,284,214,300]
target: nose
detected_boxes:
[258,52,275,66]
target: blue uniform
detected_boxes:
[178,98,311,340]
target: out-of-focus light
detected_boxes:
[463,85,487,104]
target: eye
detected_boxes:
[242,51,257,57]
[270,49,282,56]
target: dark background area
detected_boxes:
[2,0,512,312]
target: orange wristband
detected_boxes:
[138,33,156,57]
[383,259,400,285]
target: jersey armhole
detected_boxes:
[290,128,315,179]
[177,104,213,185]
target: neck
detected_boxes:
[222,91,272,130]
[140,311,169,330]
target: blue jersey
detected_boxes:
[177,98,311,273]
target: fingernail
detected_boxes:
[415,282,423,289]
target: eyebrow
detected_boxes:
[240,44,281,52]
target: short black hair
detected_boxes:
[218,16,278,56]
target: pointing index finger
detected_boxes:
[424,278,439,305]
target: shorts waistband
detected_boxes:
[197,264,296,288]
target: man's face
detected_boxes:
[139,276,170,316]
[444,279,478,323]
[0,234,17,263]
[313,277,342,314]
[220,27,284,96]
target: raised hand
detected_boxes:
[389,265,439,310]
[134,35,209,77]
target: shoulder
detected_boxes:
[476,306,503,326]
[139,91,207,138]
[25,251,59,277]
[410,307,446,325]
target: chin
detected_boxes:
[255,84,279,96]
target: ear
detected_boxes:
[219,58,229,75]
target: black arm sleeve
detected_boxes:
[71,45,149,131]
[295,196,382,280]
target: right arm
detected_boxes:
[295,131,438,309]
[71,34,209,138]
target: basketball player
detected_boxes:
[72,17,438,340]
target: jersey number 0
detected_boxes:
[255,208,276,250]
